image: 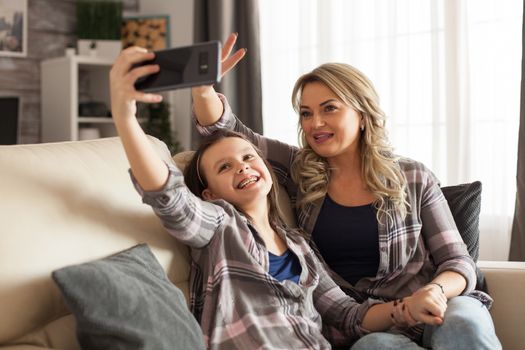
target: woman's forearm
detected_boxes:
[431,270,467,298]
[192,85,223,126]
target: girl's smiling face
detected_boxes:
[199,137,273,212]
[299,81,363,160]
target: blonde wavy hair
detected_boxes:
[291,63,409,221]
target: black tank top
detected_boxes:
[312,195,380,285]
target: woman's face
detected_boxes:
[199,137,273,212]
[299,82,362,159]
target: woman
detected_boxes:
[191,33,501,349]
[109,45,440,349]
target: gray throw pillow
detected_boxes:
[441,181,487,292]
[441,181,482,261]
[52,244,205,350]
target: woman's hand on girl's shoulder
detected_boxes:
[109,46,163,122]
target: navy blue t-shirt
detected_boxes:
[268,249,302,284]
[312,195,379,285]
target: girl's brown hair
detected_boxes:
[184,130,288,231]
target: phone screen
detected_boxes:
[134,41,221,92]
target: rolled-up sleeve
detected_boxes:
[313,257,383,344]
[193,93,236,136]
[129,163,224,248]
[420,170,477,294]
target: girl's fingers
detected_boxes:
[133,91,163,104]
[112,47,155,76]
[127,64,160,84]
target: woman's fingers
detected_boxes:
[220,32,246,77]
[222,48,246,77]
[221,32,238,61]
[418,313,444,325]
[426,300,446,319]
[402,303,420,327]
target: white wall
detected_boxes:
[139,0,194,150]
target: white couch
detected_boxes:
[0,137,523,349]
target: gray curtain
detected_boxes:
[509,0,525,261]
[192,0,262,148]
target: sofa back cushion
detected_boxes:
[0,137,191,347]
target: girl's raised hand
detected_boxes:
[109,46,163,122]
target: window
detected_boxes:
[260,0,523,260]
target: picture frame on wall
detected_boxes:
[0,0,27,57]
[121,15,170,51]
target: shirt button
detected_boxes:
[159,194,170,205]
[380,247,387,252]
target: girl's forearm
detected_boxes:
[114,117,169,191]
[191,85,223,126]
[361,302,395,331]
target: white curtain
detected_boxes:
[259,0,522,260]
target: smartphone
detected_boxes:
[134,41,221,92]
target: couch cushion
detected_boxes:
[52,244,205,350]
[7,314,79,350]
[0,137,191,345]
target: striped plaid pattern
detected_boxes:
[130,164,382,349]
[195,95,491,342]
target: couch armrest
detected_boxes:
[477,260,525,350]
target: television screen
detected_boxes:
[0,97,19,145]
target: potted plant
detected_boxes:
[76,0,123,59]
[140,100,183,155]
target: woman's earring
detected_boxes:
[360,124,365,131]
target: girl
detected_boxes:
[191,33,501,349]
[109,46,442,349]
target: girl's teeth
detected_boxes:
[239,177,258,189]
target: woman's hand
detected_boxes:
[220,32,247,77]
[192,32,246,95]
[109,46,163,123]
[394,285,448,327]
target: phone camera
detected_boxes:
[199,52,208,74]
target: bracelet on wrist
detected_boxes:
[428,282,445,294]
[390,298,407,327]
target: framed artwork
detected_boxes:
[121,15,170,51]
[0,0,27,57]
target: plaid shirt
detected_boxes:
[195,94,491,341]
[131,164,382,349]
